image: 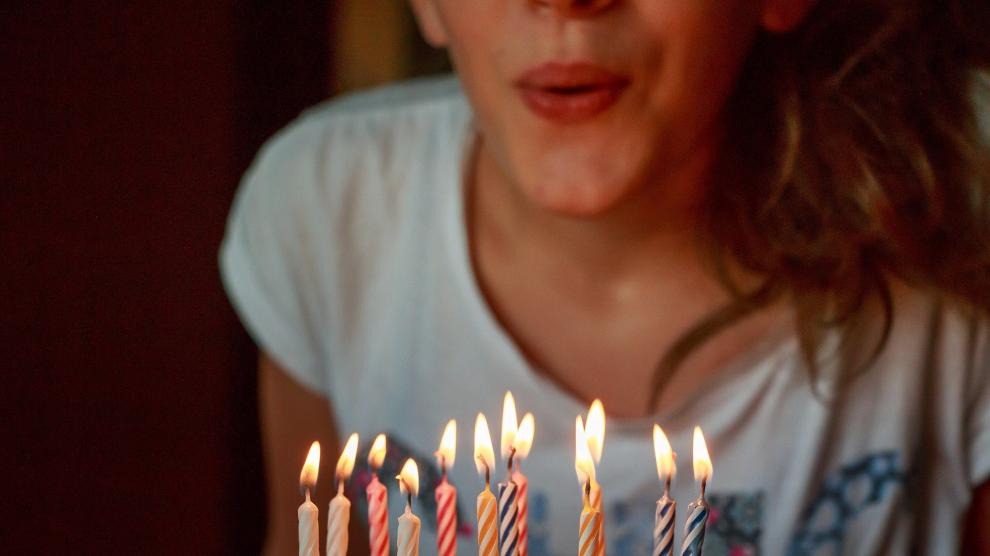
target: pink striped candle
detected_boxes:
[435,420,458,556]
[367,434,390,556]
[511,469,529,556]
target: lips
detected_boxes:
[515,62,630,124]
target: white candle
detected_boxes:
[396,458,421,556]
[326,433,359,556]
[298,441,321,556]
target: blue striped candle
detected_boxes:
[653,494,676,556]
[679,498,709,556]
[497,480,520,556]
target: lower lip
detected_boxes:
[517,84,627,124]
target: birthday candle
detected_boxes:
[435,420,458,556]
[297,441,321,556]
[585,400,607,556]
[575,416,603,556]
[680,427,712,556]
[652,425,677,556]
[326,433,358,556]
[513,413,535,556]
[498,393,521,556]
[396,458,422,556]
[366,434,390,556]
[475,413,499,556]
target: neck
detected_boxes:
[473,134,715,277]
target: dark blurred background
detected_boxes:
[2,2,446,553]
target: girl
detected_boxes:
[221,0,990,553]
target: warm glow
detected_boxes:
[515,413,535,460]
[652,425,676,482]
[501,391,518,459]
[336,433,359,481]
[693,426,713,482]
[436,419,457,470]
[585,399,606,464]
[299,441,321,491]
[474,413,496,476]
[397,458,420,497]
[574,416,596,485]
[368,433,387,469]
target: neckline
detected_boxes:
[440,98,797,433]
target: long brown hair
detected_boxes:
[652,0,990,406]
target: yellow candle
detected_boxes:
[575,417,602,556]
[585,400,607,556]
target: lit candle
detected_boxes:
[435,420,458,556]
[652,425,677,556]
[327,433,358,556]
[366,434,390,556]
[498,392,521,556]
[512,413,535,556]
[298,441,321,556]
[575,416,602,556]
[474,413,498,556]
[396,458,421,556]
[680,427,712,556]
[585,400,607,556]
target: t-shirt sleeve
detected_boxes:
[219,127,329,395]
[966,320,990,486]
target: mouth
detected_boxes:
[515,62,630,124]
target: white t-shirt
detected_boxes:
[220,76,990,555]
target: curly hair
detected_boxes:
[651,0,990,407]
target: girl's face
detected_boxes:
[412,0,811,216]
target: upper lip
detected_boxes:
[515,62,629,91]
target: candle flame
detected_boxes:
[515,412,535,460]
[336,432,359,481]
[652,424,676,482]
[585,399,606,464]
[574,416,596,485]
[501,391,518,460]
[397,458,420,497]
[368,433,387,469]
[474,413,495,476]
[436,419,457,470]
[692,426,713,482]
[299,441,321,491]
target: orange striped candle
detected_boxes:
[475,413,499,556]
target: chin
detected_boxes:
[523,172,634,217]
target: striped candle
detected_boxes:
[478,488,499,556]
[578,494,602,556]
[589,479,605,556]
[653,495,676,556]
[679,500,708,556]
[436,477,458,556]
[366,475,389,556]
[497,480,520,556]
[511,469,529,556]
[325,491,351,556]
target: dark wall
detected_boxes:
[2,2,331,553]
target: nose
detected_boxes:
[530,0,616,17]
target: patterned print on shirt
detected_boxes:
[787,450,907,555]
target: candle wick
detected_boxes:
[507,447,516,474]
[700,478,708,502]
[337,480,344,497]
[406,489,413,510]
[305,488,312,503]
[485,463,491,489]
